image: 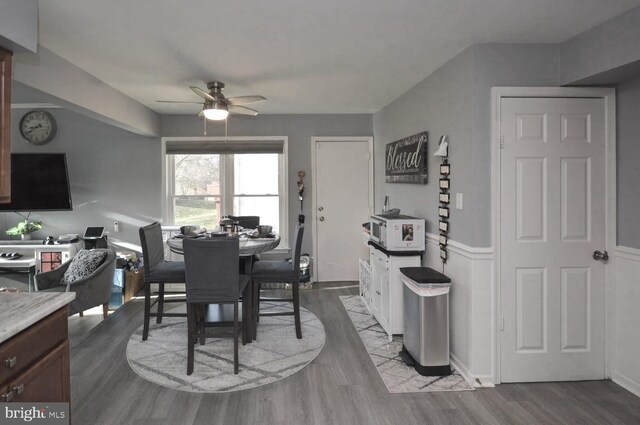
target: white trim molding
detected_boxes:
[425,233,495,385]
[491,87,617,385]
[611,245,640,398]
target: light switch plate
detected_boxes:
[456,193,463,210]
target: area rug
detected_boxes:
[339,295,474,393]
[126,302,325,392]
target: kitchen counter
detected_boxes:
[0,292,75,344]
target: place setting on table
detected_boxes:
[166,221,281,259]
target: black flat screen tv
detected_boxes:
[0,153,73,211]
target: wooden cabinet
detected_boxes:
[368,244,421,341]
[0,307,70,402]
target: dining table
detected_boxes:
[166,233,281,342]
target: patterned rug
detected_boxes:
[126,302,325,392]
[339,295,474,393]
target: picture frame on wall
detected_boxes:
[439,234,448,246]
[439,178,450,190]
[439,207,449,218]
[440,248,447,261]
[440,163,450,175]
[439,221,448,232]
[439,192,450,204]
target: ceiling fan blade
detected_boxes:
[190,86,215,101]
[156,100,203,104]
[229,105,259,116]
[226,95,266,106]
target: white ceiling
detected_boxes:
[37,0,640,115]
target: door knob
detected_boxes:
[319,216,325,222]
[318,206,324,211]
[593,250,609,261]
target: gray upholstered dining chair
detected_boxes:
[36,249,116,318]
[183,237,250,375]
[251,223,305,339]
[139,222,187,341]
[229,215,260,229]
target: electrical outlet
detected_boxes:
[455,193,463,210]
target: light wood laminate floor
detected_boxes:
[70,283,640,425]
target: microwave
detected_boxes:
[370,214,425,252]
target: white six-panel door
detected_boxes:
[500,97,606,382]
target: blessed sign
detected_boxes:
[385,131,428,184]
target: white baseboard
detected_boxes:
[612,372,640,398]
[450,353,475,386]
[450,353,496,388]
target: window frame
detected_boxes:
[162,136,289,250]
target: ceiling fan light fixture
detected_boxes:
[202,102,229,120]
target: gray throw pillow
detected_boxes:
[61,249,107,285]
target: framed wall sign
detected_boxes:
[439,234,448,245]
[439,192,450,204]
[439,207,449,218]
[440,248,447,261]
[439,221,448,232]
[440,163,450,175]
[439,178,450,190]
[385,131,428,184]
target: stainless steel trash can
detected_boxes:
[400,267,452,376]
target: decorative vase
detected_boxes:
[21,234,31,241]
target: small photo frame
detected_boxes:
[440,248,448,261]
[439,178,450,190]
[439,192,450,204]
[401,224,414,241]
[439,207,449,218]
[439,221,448,232]
[440,164,451,175]
[439,234,448,246]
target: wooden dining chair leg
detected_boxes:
[234,300,239,374]
[102,303,109,319]
[156,284,165,324]
[143,283,151,341]
[293,283,302,339]
[187,303,195,375]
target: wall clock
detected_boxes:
[19,110,57,145]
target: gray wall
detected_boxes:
[0,0,38,53]
[557,6,640,85]
[2,108,162,245]
[163,113,373,256]
[617,75,640,249]
[2,110,372,257]
[470,44,558,246]
[373,48,473,243]
[372,44,557,247]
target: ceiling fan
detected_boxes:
[157,81,266,121]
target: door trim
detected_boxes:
[491,87,616,384]
[310,136,374,283]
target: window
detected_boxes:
[164,137,288,245]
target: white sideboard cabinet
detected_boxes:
[365,243,421,341]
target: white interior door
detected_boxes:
[500,97,607,382]
[314,140,371,282]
